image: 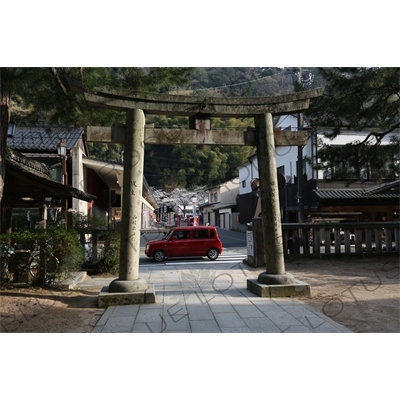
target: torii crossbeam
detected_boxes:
[69,79,323,304]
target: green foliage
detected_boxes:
[68,211,108,233]
[144,142,254,190]
[44,228,84,279]
[306,67,400,182]
[144,114,255,190]
[1,229,37,250]
[143,67,316,190]
[315,139,399,182]
[87,143,123,162]
[307,67,400,136]
[5,68,114,127]
[67,212,120,275]
[98,229,120,275]
[0,228,84,286]
[189,67,293,96]
[147,115,189,128]
[4,67,195,127]
[110,67,194,93]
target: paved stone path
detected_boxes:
[79,251,352,333]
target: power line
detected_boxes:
[186,68,288,93]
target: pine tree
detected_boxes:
[306,67,400,181]
[0,67,194,200]
[307,68,399,136]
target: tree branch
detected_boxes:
[357,122,400,146]
[49,67,70,97]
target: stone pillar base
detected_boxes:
[257,272,295,285]
[247,278,310,298]
[98,283,156,308]
[109,278,148,293]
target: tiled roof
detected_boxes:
[5,147,96,202]
[7,124,84,152]
[314,180,400,200]
[6,148,52,179]
[365,180,400,195]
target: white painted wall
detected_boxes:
[238,157,259,195]
[71,146,88,214]
[238,115,400,185]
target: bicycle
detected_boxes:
[0,242,40,285]
[36,244,60,286]
[0,241,59,286]
[27,239,60,286]
[1,242,15,285]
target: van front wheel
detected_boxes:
[153,250,166,262]
[207,248,219,261]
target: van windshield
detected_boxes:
[164,229,174,239]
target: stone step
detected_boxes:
[59,271,87,290]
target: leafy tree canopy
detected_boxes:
[5,67,194,126]
[189,67,298,97]
[0,67,194,200]
[305,68,400,181]
[306,67,400,139]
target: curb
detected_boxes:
[59,271,87,290]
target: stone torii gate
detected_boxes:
[69,81,323,304]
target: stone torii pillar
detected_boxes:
[108,109,149,294]
[255,112,293,284]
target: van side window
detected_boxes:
[194,229,209,239]
[209,229,215,238]
[176,230,190,239]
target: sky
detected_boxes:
[3,2,397,67]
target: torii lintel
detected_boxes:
[67,79,323,117]
[86,125,309,147]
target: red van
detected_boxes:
[145,226,223,262]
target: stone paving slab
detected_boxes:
[83,251,353,333]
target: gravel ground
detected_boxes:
[0,256,399,333]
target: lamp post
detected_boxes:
[7,121,16,137]
[57,139,68,229]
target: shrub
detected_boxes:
[68,212,121,275]
[0,228,84,287]
[98,229,120,275]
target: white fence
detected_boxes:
[282,222,400,256]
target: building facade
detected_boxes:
[5,123,157,230]
[237,115,400,224]
[200,178,239,228]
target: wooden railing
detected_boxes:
[282,222,400,256]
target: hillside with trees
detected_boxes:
[0,67,194,201]
[143,67,325,190]
[7,68,396,193]
[2,67,327,193]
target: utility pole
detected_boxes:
[297,68,304,223]
[57,139,68,229]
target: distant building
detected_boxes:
[237,115,400,224]
[200,178,239,228]
[5,123,157,230]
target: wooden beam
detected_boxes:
[86,126,308,146]
[86,126,126,143]
[84,93,318,117]
[146,128,256,146]
[68,76,323,113]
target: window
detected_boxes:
[193,229,209,239]
[175,230,190,239]
[277,165,285,175]
[242,180,246,188]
